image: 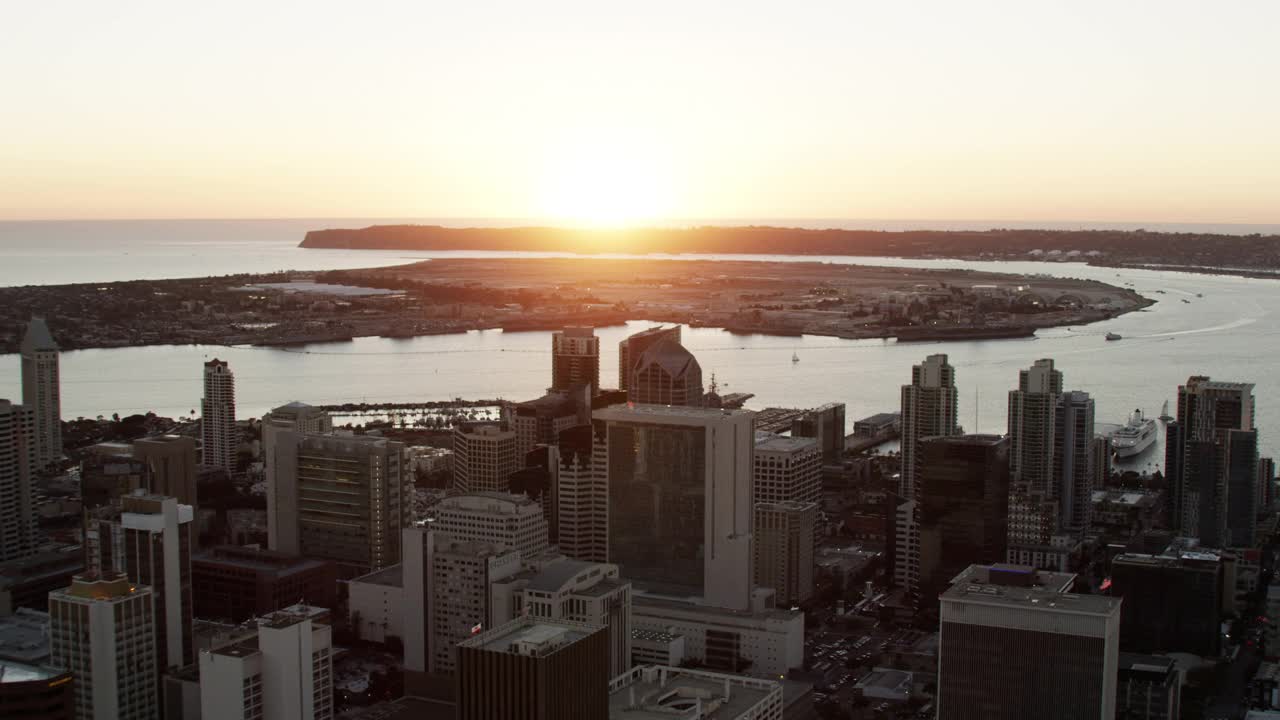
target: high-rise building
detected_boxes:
[198,604,333,720]
[627,339,704,407]
[593,404,755,611]
[917,435,1010,601]
[20,318,61,469]
[456,617,610,720]
[493,558,633,678]
[790,402,847,463]
[511,388,589,456]
[262,402,333,551]
[267,432,411,577]
[84,494,195,672]
[551,327,600,393]
[752,434,821,507]
[1166,377,1258,547]
[900,354,958,500]
[1116,653,1181,720]
[555,424,607,563]
[753,500,817,606]
[618,325,681,393]
[0,401,38,563]
[1007,359,1075,569]
[1109,552,1224,657]
[938,564,1121,720]
[428,492,550,559]
[401,529,521,675]
[1055,390,1095,531]
[452,424,519,494]
[1260,456,1277,512]
[200,359,237,472]
[133,435,199,507]
[192,545,336,623]
[49,573,159,720]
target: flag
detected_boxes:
[470,622,483,635]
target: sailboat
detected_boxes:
[1159,399,1172,422]
[791,352,799,363]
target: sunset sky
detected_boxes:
[3,1,1278,224]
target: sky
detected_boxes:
[2,1,1278,225]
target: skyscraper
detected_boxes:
[917,435,1010,601]
[20,317,61,468]
[262,402,332,550]
[0,401,38,563]
[753,500,817,606]
[551,327,600,393]
[200,359,237,472]
[896,354,958,594]
[1166,376,1258,547]
[84,494,194,672]
[453,423,519,494]
[900,354,958,500]
[790,402,847,463]
[753,435,821,507]
[401,529,521,675]
[1055,390,1096,531]
[593,404,754,611]
[429,492,550,559]
[618,325,681,393]
[267,432,411,577]
[1006,359,1070,569]
[938,564,1121,720]
[49,573,159,720]
[627,339,704,407]
[133,435,199,507]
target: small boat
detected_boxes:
[791,352,800,363]
[1105,332,1122,341]
[1159,399,1172,422]
[1182,298,1192,304]
[1111,409,1158,459]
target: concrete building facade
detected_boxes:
[551,327,600,393]
[753,501,816,606]
[0,401,38,563]
[452,424,519,494]
[201,359,237,472]
[20,318,61,469]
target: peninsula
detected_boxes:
[0,257,1149,353]
[300,224,1280,275]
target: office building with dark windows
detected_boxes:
[551,327,600,394]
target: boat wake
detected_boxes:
[1143,317,1258,338]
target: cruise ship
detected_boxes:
[1111,409,1158,459]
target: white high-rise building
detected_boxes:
[201,359,237,472]
[401,528,521,675]
[263,402,332,550]
[0,400,38,562]
[49,573,159,720]
[1007,359,1072,570]
[20,317,61,468]
[452,424,519,494]
[427,492,549,559]
[199,604,333,720]
[84,493,195,672]
[593,404,755,611]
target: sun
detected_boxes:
[538,132,674,229]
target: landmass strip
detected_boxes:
[301,224,1280,276]
[0,258,1148,352]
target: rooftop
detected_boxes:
[0,609,51,664]
[524,559,607,594]
[257,604,329,630]
[194,545,332,575]
[0,659,65,685]
[461,617,599,656]
[594,403,753,425]
[351,564,403,589]
[754,434,820,453]
[942,564,1120,616]
[856,412,900,424]
[20,317,57,352]
[609,665,782,720]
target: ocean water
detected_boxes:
[0,219,1277,465]
[3,217,1280,287]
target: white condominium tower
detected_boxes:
[20,317,61,468]
[201,359,237,472]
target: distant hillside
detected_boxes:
[300,225,1280,271]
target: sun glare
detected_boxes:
[538,133,674,229]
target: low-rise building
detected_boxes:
[631,595,804,679]
[608,665,783,720]
[347,565,403,645]
[192,545,337,623]
[631,628,686,667]
[1117,653,1181,720]
[0,659,72,720]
